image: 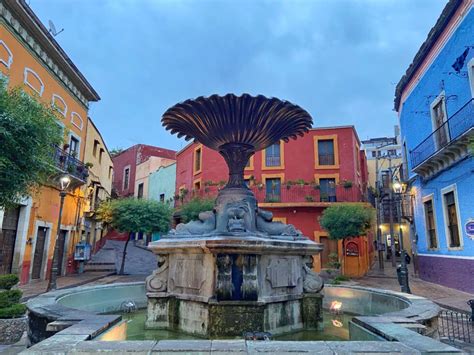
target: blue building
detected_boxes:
[395,0,474,293]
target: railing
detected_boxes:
[51,145,88,182]
[318,154,335,166]
[438,309,473,345]
[265,156,281,167]
[410,99,474,168]
[174,184,367,207]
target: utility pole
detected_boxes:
[388,157,396,267]
[375,150,384,270]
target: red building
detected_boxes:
[112,144,176,197]
[174,126,374,277]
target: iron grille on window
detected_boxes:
[318,140,335,165]
[265,143,281,167]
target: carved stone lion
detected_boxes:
[256,208,301,236]
[302,256,324,293]
[173,211,216,235]
[146,255,169,293]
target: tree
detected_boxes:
[0,82,63,208]
[109,147,124,157]
[320,203,374,275]
[179,197,215,223]
[101,198,172,275]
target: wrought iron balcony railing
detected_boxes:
[410,99,474,168]
[51,145,88,182]
[174,184,367,208]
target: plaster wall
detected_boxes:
[148,163,176,204]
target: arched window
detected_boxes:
[71,112,84,131]
[0,40,13,69]
[51,94,68,117]
[24,67,44,96]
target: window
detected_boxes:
[194,146,202,174]
[69,136,79,157]
[160,194,165,202]
[245,155,254,169]
[70,112,84,131]
[123,168,130,190]
[430,94,449,148]
[444,191,460,248]
[469,58,474,98]
[265,143,281,167]
[108,166,113,179]
[319,178,336,202]
[423,199,438,249]
[99,148,104,164]
[137,183,144,199]
[387,149,397,157]
[371,151,377,158]
[93,140,99,157]
[265,178,281,202]
[0,40,13,69]
[194,180,201,190]
[244,179,250,187]
[318,139,335,165]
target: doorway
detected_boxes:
[0,206,20,274]
[57,230,68,276]
[32,226,47,280]
[320,236,338,269]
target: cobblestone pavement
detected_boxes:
[103,240,157,275]
[351,260,474,313]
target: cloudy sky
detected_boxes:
[31,0,447,152]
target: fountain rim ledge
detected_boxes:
[24,283,461,354]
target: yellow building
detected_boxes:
[0,0,100,283]
[82,118,113,253]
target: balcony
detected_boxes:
[410,99,474,179]
[51,145,88,185]
[174,184,367,208]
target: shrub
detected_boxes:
[333,275,350,282]
[0,290,22,309]
[0,274,19,290]
[342,180,353,188]
[180,197,215,223]
[0,304,27,319]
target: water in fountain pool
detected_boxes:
[97,310,353,341]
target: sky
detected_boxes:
[30,0,447,152]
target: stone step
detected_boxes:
[84,263,116,272]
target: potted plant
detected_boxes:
[304,195,314,202]
[85,162,94,169]
[296,179,306,186]
[342,180,353,188]
[285,180,294,190]
[0,274,27,344]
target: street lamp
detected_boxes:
[46,174,71,291]
[392,178,411,294]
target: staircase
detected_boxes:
[84,243,116,273]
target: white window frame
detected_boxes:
[430,91,450,149]
[52,94,68,117]
[123,165,131,191]
[24,67,44,96]
[468,58,474,99]
[441,184,463,251]
[422,194,439,250]
[70,111,84,131]
[0,40,13,68]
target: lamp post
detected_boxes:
[392,178,411,294]
[47,175,71,292]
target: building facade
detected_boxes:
[148,163,176,205]
[112,144,176,198]
[82,118,113,254]
[0,0,100,283]
[362,128,412,263]
[175,126,374,277]
[134,156,175,200]
[395,0,474,292]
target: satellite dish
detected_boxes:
[48,20,64,37]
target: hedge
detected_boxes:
[0,304,27,319]
[0,274,19,290]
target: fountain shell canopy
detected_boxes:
[162,93,312,188]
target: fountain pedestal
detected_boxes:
[146,236,323,337]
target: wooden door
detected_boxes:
[0,207,20,274]
[433,101,448,147]
[32,227,47,280]
[320,236,338,269]
[57,230,67,276]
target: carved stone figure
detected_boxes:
[302,256,324,293]
[241,255,258,300]
[256,209,302,236]
[146,255,169,293]
[216,254,233,300]
[173,211,215,235]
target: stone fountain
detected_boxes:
[146,94,324,337]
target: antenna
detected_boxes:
[48,20,64,37]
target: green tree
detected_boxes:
[110,147,124,157]
[102,198,173,275]
[0,82,63,208]
[179,197,214,223]
[320,203,374,240]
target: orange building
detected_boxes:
[175,126,374,277]
[0,0,100,283]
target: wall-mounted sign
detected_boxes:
[346,241,359,257]
[466,219,474,239]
